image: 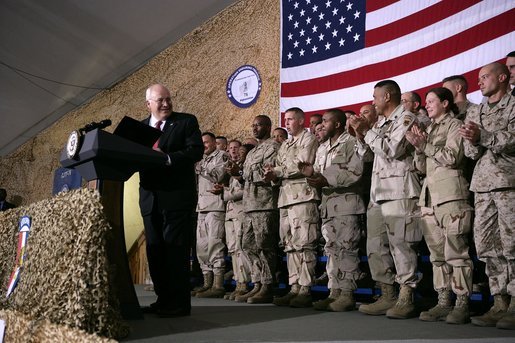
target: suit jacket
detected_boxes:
[139,111,203,215]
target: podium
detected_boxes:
[60,129,166,319]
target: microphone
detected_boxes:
[80,119,112,133]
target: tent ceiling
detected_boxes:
[0,0,237,156]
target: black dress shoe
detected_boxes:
[141,302,160,314]
[156,307,191,318]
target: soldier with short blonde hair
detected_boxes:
[460,62,515,329]
[264,107,320,308]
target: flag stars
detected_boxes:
[284,0,364,64]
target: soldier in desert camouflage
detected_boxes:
[299,108,365,312]
[264,107,320,308]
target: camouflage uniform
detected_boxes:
[196,149,229,275]
[314,132,365,292]
[454,100,477,121]
[224,176,251,283]
[414,112,473,296]
[273,130,320,286]
[463,94,515,296]
[356,105,422,287]
[241,138,280,285]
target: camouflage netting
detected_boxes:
[0,188,129,340]
[0,309,116,343]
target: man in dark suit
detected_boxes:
[139,84,203,317]
[0,188,16,211]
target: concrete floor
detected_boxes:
[121,285,515,343]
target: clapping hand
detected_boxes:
[208,183,224,195]
[225,160,241,176]
[405,124,426,151]
[458,121,480,144]
[298,161,314,177]
[263,164,277,182]
[348,115,369,139]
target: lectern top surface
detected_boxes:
[113,116,161,148]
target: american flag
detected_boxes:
[280,0,515,123]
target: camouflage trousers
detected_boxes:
[420,201,473,296]
[322,214,362,291]
[241,210,279,284]
[474,190,515,296]
[280,202,319,287]
[366,199,422,287]
[225,216,252,283]
[196,211,226,275]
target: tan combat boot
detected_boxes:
[496,296,515,330]
[328,291,356,312]
[419,289,452,322]
[471,294,510,327]
[359,283,397,315]
[446,294,470,324]
[313,289,341,311]
[196,273,225,298]
[247,283,274,304]
[273,284,300,307]
[235,282,261,302]
[386,285,417,319]
[226,282,248,300]
[191,271,213,296]
[224,282,247,300]
[290,286,313,308]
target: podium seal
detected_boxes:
[66,130,82,159]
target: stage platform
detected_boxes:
[122,285,515,343]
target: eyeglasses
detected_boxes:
[149,97,172,104]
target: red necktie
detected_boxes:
[153,120,162,149]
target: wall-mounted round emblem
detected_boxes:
[66,130,82,159]
[226,65,262,108]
